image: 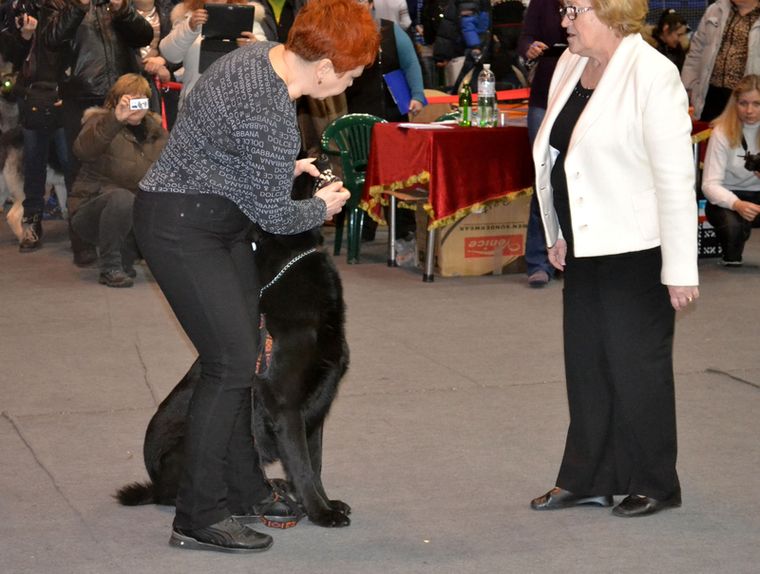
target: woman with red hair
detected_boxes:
[134,0,379,554]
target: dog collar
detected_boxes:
[259,248,318,297]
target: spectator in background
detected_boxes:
[1,2,74,252]
[408,0,436,88]
[702,74,760,266]
[433,0,490,92]
[346,0,425,251]
[374,0,411,30]
[517,0,566,287]
[69,73,168,288]
[681,0,760,121]
[42,0,153,266]
[260,0,305,42]
[158,0,267,109]
[644,8,689,73]
[134,0,181,128]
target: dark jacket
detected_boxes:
[42,0,153,100]
[260,0,306,42]
[433,0,490,62]
[345,19,404,122]
[71,107,167,213]
[516,0,566,108]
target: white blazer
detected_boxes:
[532,33,699,286]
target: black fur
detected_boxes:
[115,223,351,527]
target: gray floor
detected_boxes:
[1,218,759,574]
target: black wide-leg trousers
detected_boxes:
[556,247,680,501]
[134,191,269,530]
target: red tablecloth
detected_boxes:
[361,123,534,229]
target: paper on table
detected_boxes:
[397,123,454,129]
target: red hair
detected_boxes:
[285,0,380,73]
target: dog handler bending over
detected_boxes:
[133,0,379,554]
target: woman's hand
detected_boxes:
[294,157,320,178]
[526,41,548,61]
[732,199,760,222]
[314,180,350,219]
[114,94,147,124]
[667,285,699,311]
[144,56,171,83]
[408,99,424,118]
[547,238,567,271]
[189,9,207,32]
[236,31,258,48]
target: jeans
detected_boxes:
[21,126,73,218]
[525,106,553,277]
[133,191,269,530]
[705,190,760,262]
[70,188,135,272]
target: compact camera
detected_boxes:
[129,97,150,111]
[313,168,341,192]
[93,0,110,7]
[744,151,760,172]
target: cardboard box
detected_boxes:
[416,193,530,277]
[697,199,721,259]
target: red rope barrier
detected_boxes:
[426,87,530,105]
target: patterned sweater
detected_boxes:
[139,41,327,234]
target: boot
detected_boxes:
[19,213,43,252]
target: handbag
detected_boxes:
[20,81,63,131]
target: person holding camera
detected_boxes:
[69,73,168,287]
[703,74,760,267]
[0,1,75,252]
[42,0,153,265]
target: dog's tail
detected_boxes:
[114,481,155,506]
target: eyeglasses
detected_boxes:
[559,5,594,20]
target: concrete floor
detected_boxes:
[1,218,759,574]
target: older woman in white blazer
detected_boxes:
[529,0,699,518]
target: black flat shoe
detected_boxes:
[531,487,613,510]
[612,491,682,518]
[170,516,273,553]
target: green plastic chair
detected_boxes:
[320,113,386,263]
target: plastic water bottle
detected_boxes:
[458,82,472,127]
[477,64,496,127]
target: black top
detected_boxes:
[549,81,593,253]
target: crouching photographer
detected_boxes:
[69,73,167,287]
[703,74,760,267]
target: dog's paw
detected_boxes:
[329,499,351,516]
[308,508,351,527]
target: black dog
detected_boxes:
[116,221,351,527]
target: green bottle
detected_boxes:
[458,82,472,127]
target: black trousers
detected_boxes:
[556,247,679,501]
[133,191,269,530]
[705,190,760,263]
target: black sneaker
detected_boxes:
[170,516,273,553]
[99,269,134,288]
[19,214,43,252]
